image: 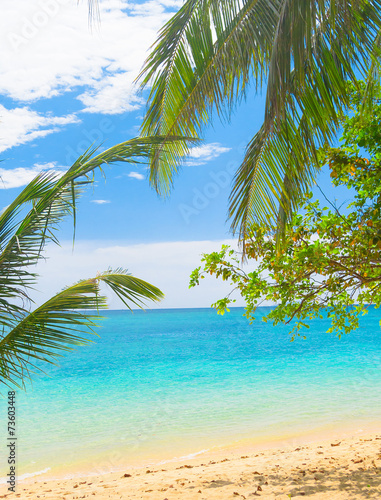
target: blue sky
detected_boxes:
[0,0,353,309]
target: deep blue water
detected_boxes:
[0,306,380,479]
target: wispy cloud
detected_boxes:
[78,73,144,115]
[186,143,231,166]
[0,1,178,115]
[128,171,144,180]
[0,162,65,189]
[91,199,111,204]
[0,105,79,153]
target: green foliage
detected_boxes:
[139,0,381,237]
[189,82,381,338]
[0,138,169,390]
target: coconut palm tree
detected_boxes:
[0,138,175,389]
[138,0,381,239]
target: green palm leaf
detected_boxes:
[139,0,381,235]
[0,270,163,389]
[0,137,189,315]
[0,136,179,389]
[97,268,164,309]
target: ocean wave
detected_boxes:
[156,448,210,465]
[0,467,51,484]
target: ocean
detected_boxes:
[1,306,380,481]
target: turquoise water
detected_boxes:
[1,306,380,479]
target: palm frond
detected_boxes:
[229,106,332,239]
[0,136,171,389]
[0,136,190,322]
[0,278,104,389]
[97,268,164,310]
[139,0,381,236]
[360,30,381,111]
[0,270,163,389]
[0,171,85,326]
[139,0,277,193]
[83,0,100,26]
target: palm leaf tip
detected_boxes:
[0,269,163,389]
[97,269,164,310]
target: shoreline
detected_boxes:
[4,427,380,499]
[11,418,380,483]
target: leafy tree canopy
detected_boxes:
[189,82,381,338]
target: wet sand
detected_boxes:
[4,432,381,499]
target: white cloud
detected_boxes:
[0,105,79,153]
[128,171,144,180]
[156,0,183,7]
[77,73,144,115]
[0,162,65,189]
[31,239,251,309]
[186,143,231,166]
[0,0,178,114]
[128,0,183,15]
[91,199,111,204]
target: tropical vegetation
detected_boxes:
[139,0,381,238]
[189,82,381,337]
[0,139,173,389]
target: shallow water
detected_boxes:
[1,306,380,479]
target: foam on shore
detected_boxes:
[10,431,381,499]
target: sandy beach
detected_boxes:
[4,431,380,499]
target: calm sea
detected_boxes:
[1,307,380,480]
